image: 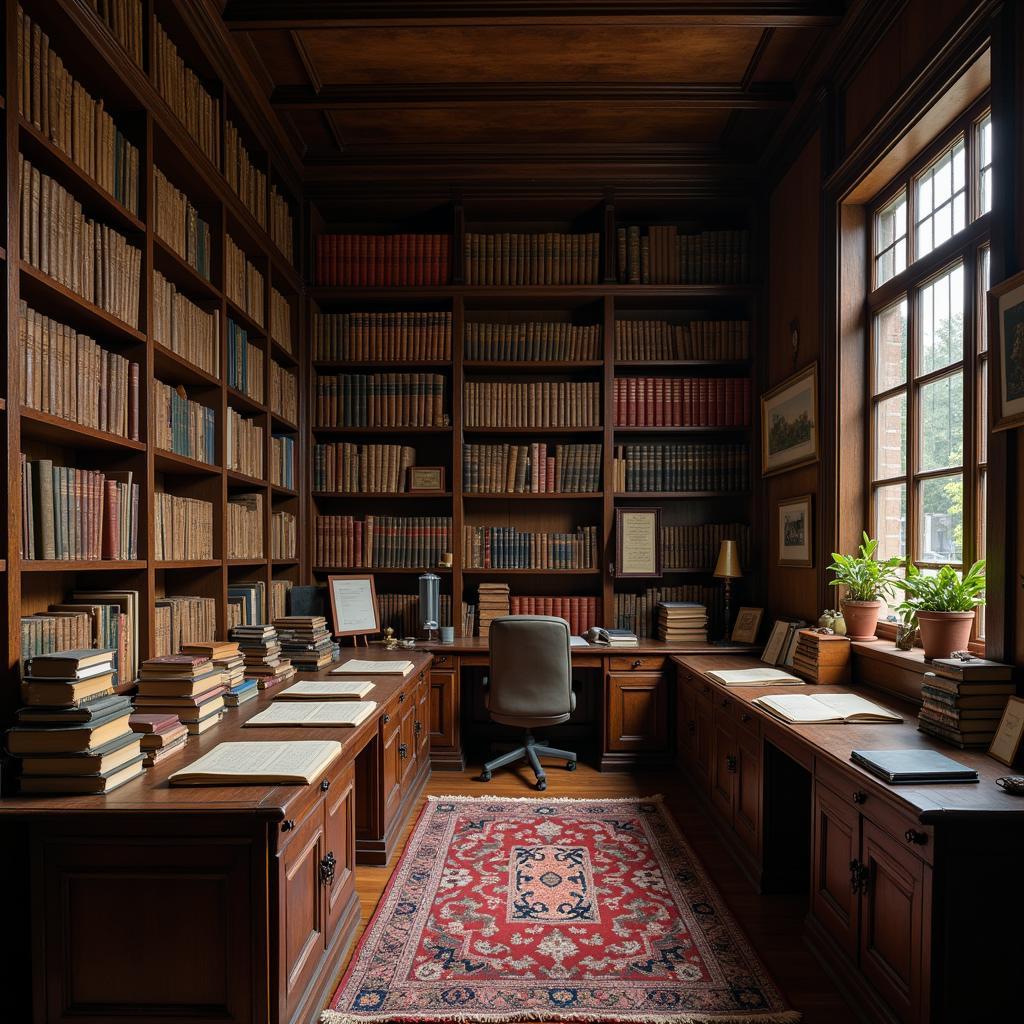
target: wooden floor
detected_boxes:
[328,761,859,1024]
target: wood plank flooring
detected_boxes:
[329,762,859,1024]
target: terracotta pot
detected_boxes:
[915,611,975,660]
[841,599,883,642]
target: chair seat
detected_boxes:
[486,689,575,730]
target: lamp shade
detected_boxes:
[713,540,742,579]
[418,573,440,631]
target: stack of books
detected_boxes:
[918,657,1016,748]
[129,712,189,767]
[792,629,851,684]
[133,655,227,737]
[477,583,510,639]
[181,641,256,708]
[657,602,708,643]
[273,616,336,671]
[601,628,640,648]
[9,649,144,794]
[231,625,296,690]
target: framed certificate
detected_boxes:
[615,507,661,578]
[989,696,1024,767]
[327,575,380,638]
[408,466,445,492]
[731,607,764,644]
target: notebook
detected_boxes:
[851,749,979,784]
[705,668,804,687]
[331,659,414,676]
[752,693,902,725]
[169,740,342,785]
[244,701,378,729]
[276,680,375,700]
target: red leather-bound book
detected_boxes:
[655,376,665,426]
[440,235,450,284]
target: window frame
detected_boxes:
[866,98,991,642]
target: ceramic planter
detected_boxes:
[915,610,976,659]
[841,599,883,642]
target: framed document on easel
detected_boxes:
[327,575,380,645]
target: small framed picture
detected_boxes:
[989,271,1024,432]
[327,574,380,638]
[761,620,791,665]
[731,607,764,644]
[762,363,819,476]
[989,696,1024,767]
[778,494,813,567]
[408,466,445,492]
[615,507,662,578]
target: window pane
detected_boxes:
[915,138,967,259]
[874,298,908,391]
[875,191,907,285]
[875,392,907,479]
[979,359,988,463]
[919,370,963,472]
[979,246,991,352]
[918,263,964,374]
[978,113,993,216]
[874,483,907,619]
[977,469,987,638]
[919,473,963,564]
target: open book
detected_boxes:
[244,700,378,729]
[705,668,804,687]
[331,659,414,676]
[169,740,342,785]
[277,680,375,700]
[752,693,902,725]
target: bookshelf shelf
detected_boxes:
[21,559,147,572]
[156,560,223,570]
[614,491,750,499]
[227,469,270,488]
[270,340,298,367]
[152,235,220,301]
[228,559,267,567]
[312,566,453,575]
[312,425,453,435]
[613,425,750,434]
[154,449,221,477]
[313,359,451,370]
[271,484,298,498]
[464,361,603,372]
[462,568,601,576]
[309,284,758,301]
[226,387,267,416]
[152,344,222,389]
[270,411,299,432]
[226,298,266,340]
[463,492,600,501]
[20,408,146,452]
[272,558,300,566]
[465,426,603,435]
[311,491,453,500]
[614,360,751,370]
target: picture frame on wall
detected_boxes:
[408,466,446,492]
[615,507,662,578]
[777,494,813,567]
[761,363,819,475]
[989,271,1024,432]
[731,607,764,644]
[326,574,380,638]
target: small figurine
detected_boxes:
[832,613,847,636]
[818,610,835,629]
[382,626,399,651]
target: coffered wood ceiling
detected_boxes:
[221,1,845,195]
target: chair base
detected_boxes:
[480,730,577,790]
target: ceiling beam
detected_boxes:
[270,82,793,109]
[223,0,843,29]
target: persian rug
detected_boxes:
[323,795,799,1024]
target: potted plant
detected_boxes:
[827,533,904,642]
[897,560,986,659]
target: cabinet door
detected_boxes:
[811,782,861,962]
[692,695,713,788]
[733,727,762,856]
[399,702,417,786]
[381,717,403,828]
[606,673,668,752]
[676,678,693,767]
[709,709,736,819]
[415,676,430,761]
[429,670,458,750]
[323,764,356,949]
[280,802,327,1022]
[860,820,926,1023]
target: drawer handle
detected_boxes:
[849,858,869,894]
[382,713,391,724]
[726,754,737,773]
[414,720,422,735]
[399,743,409,759]
[319,851,336,886]
[631,659,642,669]
[435,656,448,665]
[281,819,295,832]
[905,828,928,846]
[852,790,867,805]
[320,779,330,792]
[399,692,406,703]
[740,712,752,723]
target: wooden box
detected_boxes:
[792,629,852,684]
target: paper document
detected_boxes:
[277,680,375,700]
[752,692,901,724]
[331,659,414,675]
[168,740,342,785]
[569,636,589,647]
[705,668,804,686]
[244,700,378,728]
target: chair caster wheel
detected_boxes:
[566,761,577,771]
[480,770,492,782]
[536,778,547,791]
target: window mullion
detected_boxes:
[906,281,919,565]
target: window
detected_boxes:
[868,103,991,633]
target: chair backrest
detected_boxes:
[487,615,573,720]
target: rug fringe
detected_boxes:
[322,1009,801,1024]
[427,793,664,805]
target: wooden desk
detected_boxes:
[415,639,758,771]
[673,654,1024,1024]
[0,650,432,1024]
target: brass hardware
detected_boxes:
[852,791,867,804]
[631,659,641,669]
[319,851,336,885]
[399,743,409,759]
[850,858,870,894]
[382,713,391,724]
[281,819,295,832]
[905,828,927,846]
[414,720,422,735]
[399,692,406,703]
[320,779,330,792]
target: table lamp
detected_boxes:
[418,572,440,643]
[713,540,742,643]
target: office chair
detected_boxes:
[480,615,577,791]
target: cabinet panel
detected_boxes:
[429,671,458,750]
[415,677,430,761]
[693,696,713,787]
[676,680,694,767]
[606,673,668,752]
[381,721,403,828]
[323,765,355,948]
[734,727,761,856]
[399,703,417,786]
[860,821,926,1023]
[710,709,735,819]
[812,782,861,962]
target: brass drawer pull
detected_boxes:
[905,829,928,846]
[281,819,295,832]
[382,713,391,724]
[320,779,330,792]
[319,851,336,885]
[852,791,867,805]
[399,743,409,759]
[399,692,406,703]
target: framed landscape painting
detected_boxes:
[990,271,1024,432]
[761,363,819,476]
[777,494,813,567]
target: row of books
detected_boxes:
[20,611,93,668]
[154,381,215,465]
[226,235,265,327]
[270,579,292,620]
[615,585,724,639]
[270,361,297,423]
[314,373,447,428]
[612,377,752,427]
[271,435,295,490]
[508,596,601,635]
[21,457,139,562]
[227,408,264,479]
[227,320,265,403]
[314,233,451,286]
[154,595,216,657]
[612,443,751,492]
[228,583,264,626]
[83,0,143,65]
[227,493,263,560]
[658,602,708,643]
[463,442,601,493]
[153,167,212,279]
[19,156,142,328]
[224,120,266,228]
[271,510,297,560]
[465,321,601,362]
[376,593,454,636]
[270,287,293,352]
[153,270,220,376]
[463,525,599,570]
[616,226,750,284]
[153,19,220,166]
[464,232,600,285]
[464,381,601,428]
[614,320,751,361]
[313,443,416,494]
[477,582,509,638]
[270,186,294,262]
[660,524,752,570]
[19,302,140,440]
[18,7,140,213]
[154,493,214,561]
[311,311,452,362]
[313,514,452,569]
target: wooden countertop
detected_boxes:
[674,654,1024,821]
[0,649,433,817]
[415,638,760,656]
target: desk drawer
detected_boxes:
[610,655,666,672]
[712,692,759,737]
[431,653,455,669]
